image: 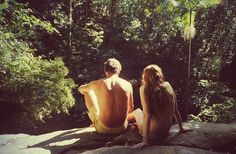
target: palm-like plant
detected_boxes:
[168,0,222,82]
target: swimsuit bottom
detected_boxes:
[88,106,128,134]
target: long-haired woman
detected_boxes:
[128,64,189,147]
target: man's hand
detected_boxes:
[132,142,149,149]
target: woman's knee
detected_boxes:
[134,108,142,114]
[133,108,143,121]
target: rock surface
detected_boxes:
[0,122,235,154]
[82,145,221,154]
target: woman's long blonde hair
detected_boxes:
[142,64,169,115]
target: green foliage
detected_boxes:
[123,18,142,41]
[188,0,236,123]
[195,99,235,122]
[199,0,222,8]
[1,0,236,134]
[0,0,75,127]
[0,34,75,121]
[0,0,56,39]
[166,0,222,40]
[189,80,235,123]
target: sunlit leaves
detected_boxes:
[167,0,180,7]
[182,11,196,40]
[123,18,142,41]
[184,26,196,40]
[199,0,222,8]
[85,20,104,47]
[190,79,236,123]
[0,0,75,122]
[0,0,57,40]
[165,0,222,40]
[0,0,9,20]
[0,37,76,121]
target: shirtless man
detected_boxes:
[78,58,134,134]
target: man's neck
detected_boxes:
[106,73,118,78]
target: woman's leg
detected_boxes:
[128,108,144,134]
[127,111,136,122]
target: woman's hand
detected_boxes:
[132,142,149,149]
[179,127,193,134]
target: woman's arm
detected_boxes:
[172,91,184,131]
[174,105,193,133]
[128,84,134,113]
[140,86,151,144]
[174,107,185,132]
[173,92,193,133]
[133,86,151,148]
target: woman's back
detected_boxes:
[148,82,176,138]
[129,64,188,147]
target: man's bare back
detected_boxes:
[91,75,133,128]
[78,58,133,134]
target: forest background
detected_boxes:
[0,0,235,134]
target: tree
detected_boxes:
[0,0,75,133]
[168,0,222,80]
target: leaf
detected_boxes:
[181,10,196,40]
[182,11,196,26]
[0,0,9,10]
[168,0,180,7]
[199,0,222,8]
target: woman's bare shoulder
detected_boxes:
[162,82,174,93]
[161,81,171,88]
[139,85,144,89]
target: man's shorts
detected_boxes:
[88,106,128,134]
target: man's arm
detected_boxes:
[78,81,96,94]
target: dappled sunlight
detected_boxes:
[1,122,236,154]
[184,122,200,129]
[0,0,235,153]
[170,127,180,133]
[71,127,96,135]
[170,122,199,133]
[48,138,80,147]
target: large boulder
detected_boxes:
[165,122,236,152]
[82,145,221,154]
[0,122,235,154]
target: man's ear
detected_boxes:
[104,71,108,77]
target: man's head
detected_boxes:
[104,58,122,76]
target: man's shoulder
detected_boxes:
[89,79,104,86]
[117,77,131,85]
[115,78,132,91]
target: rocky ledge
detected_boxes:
[0,122,235,154]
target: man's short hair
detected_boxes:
[104,58,122,74]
